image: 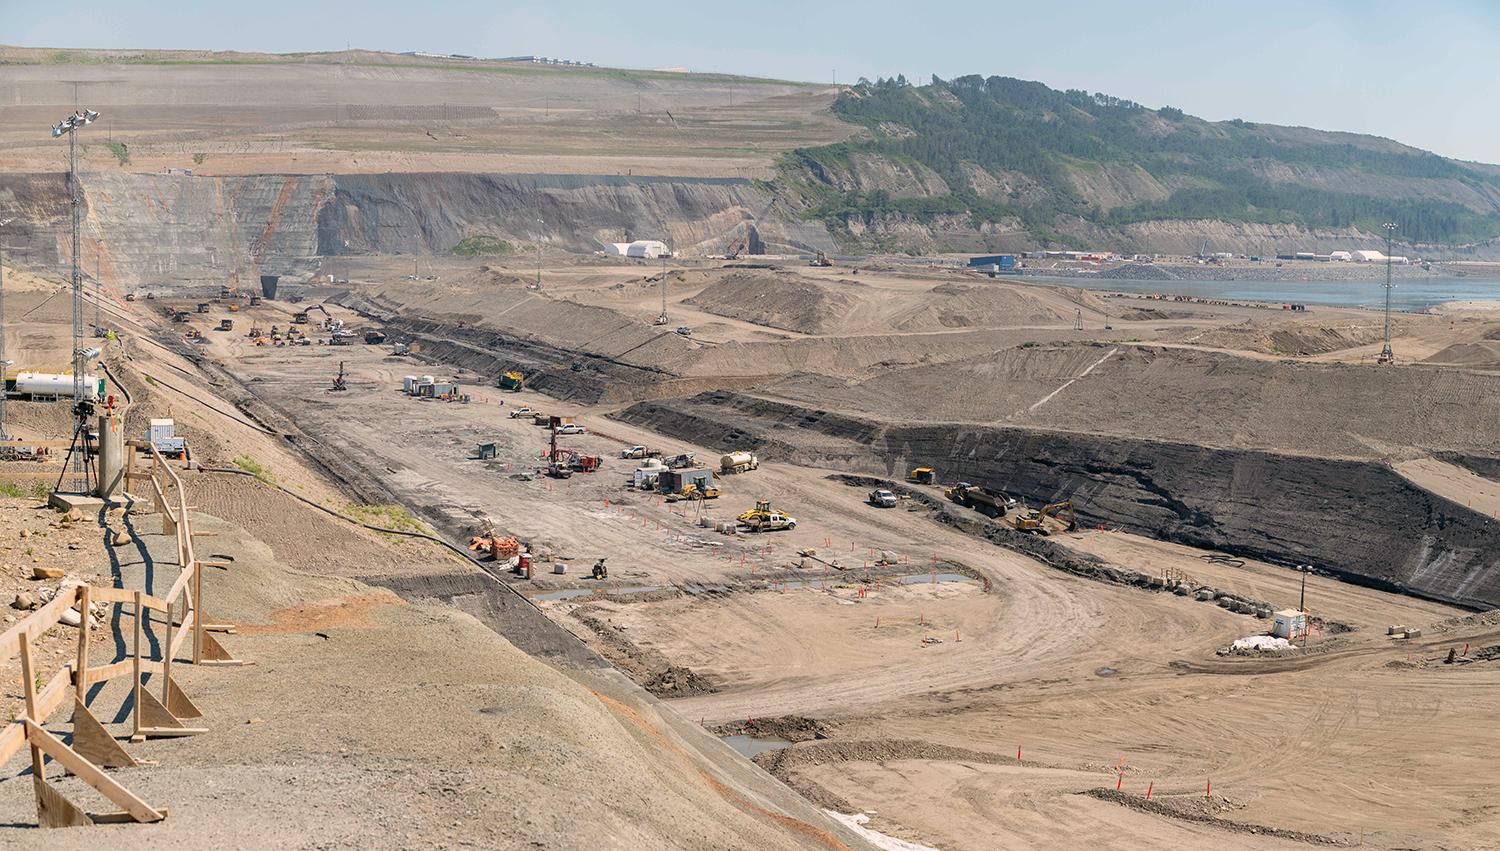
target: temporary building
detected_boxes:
[606,240,671,259]
[1351,250,1387,262]
[1329,250,1352,262]
[1271,610,1307,640]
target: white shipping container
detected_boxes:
[1271,609,1307,639]
[402,375,419,394]
[148,418,176,443]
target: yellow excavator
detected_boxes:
[1014,500,1078,536]
[665,483,720,502]
[737,499,797,532]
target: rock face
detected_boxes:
[0,171,835,288]
[613,391,1500,609]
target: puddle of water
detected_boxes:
[769,572,976,591]
[533,585,663,602]
[722,735,792,758]
[895,572,974,585]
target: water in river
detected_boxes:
[1049,275,1500,312]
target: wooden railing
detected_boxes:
[0,442,246,828]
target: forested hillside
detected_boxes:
[779,75,1500,254]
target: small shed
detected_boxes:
[660,467,716,494]
[1271,609,1307,640]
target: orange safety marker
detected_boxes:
[1116,772,1123,791]
[955,630,961,642]
[1146,781,1153,801]
[875,616,880,628]
[1016,746,1021,763]
[1206,778,1211,799]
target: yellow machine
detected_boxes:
[666,483,720,502]
[1014,500,1079,536]
[907,467,937,485]
[737,499,797,532]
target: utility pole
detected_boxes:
[0,217,13,441]
[655,221,670,325]
[1379,222,1397,364]
[1298,564,1311,612]
[534,217,544,291]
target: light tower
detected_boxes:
[654,220,671,326]
[51,107,100,494]
[0,217,14,442]
[1378,221,1397,364]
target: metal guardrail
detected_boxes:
[0,442,246,828]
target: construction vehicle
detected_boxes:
[125,292,136,302]
[218,318,234,331]
[1014,500,1078,535]
[292,304,331,326]
[330,361,348,391]
[868,489,898,508]
[720,451,759,474]
[364,331,387,345]
[946,482,1011,519]
[498,371,524,392]
[620,445,661,460]
[248,324,263,339]
[249,294,262,306]
[172,311,191,323]
[228,303,240,313]
[908,467,937,485]
[592,558,609,580]
[196,302,210,313]
[737,499,796,532]
[666,483,720,502]
[185,328,203,342]
[810,251,833,267]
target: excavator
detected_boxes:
[292,303,332,326]
[1013,500,1078,536]
[737,499,797,532]
[665,483,720,502]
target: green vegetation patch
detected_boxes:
[452,234,518,256]
[102,141,130,165]
[343,503,427,534]
[232,456,276,485]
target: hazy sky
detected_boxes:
[6,0,1500,162]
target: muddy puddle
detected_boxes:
[722,735,793,758]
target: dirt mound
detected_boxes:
[685,271,859,334]
[1198,320,1399,356]
[1423,340,1500,367]
[890,281,1100,331]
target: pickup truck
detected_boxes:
[508,406,535,419]
[868,489,898,508]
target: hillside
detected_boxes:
[778,75,1500,256]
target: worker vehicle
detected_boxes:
[620,445,661,460]
[720,451,759,474]
[946,482,1011,519]
[1014,500,1078,536]
[509,406,535,419]
[663,453,696,469]
[498,371,524,392]
[737,499,796,532]
[907,467,937,485]
[675,326,693,337]
[868,489,898,508]
[556,423,587,435]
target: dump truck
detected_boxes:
[946,482,1010,519]
[218,318,234,331]
[737,499,796,532]
[720,451,759,474]
[498,371,524,392]
[907,467,937,485]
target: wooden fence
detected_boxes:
[0,443,245,827]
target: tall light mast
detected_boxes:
[1379,221,1397,364]
[52,107,100,494]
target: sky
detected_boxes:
[5,0,1500,162]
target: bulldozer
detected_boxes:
[907,467,937,485]
[1013,500,1078,536]
[737,499,796,532]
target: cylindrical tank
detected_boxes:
[720,451,756,470]
[639,458,667,471]
[421,375,435,385]
[15,372,101,400]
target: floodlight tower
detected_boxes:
[0,217,14,441]
[1379,221,1397,364]
[655,219,671,326]
[52,108,99,404]
[51,108,100,493]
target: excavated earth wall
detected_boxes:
[614,391,1500,609]
[0,171,834,287]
